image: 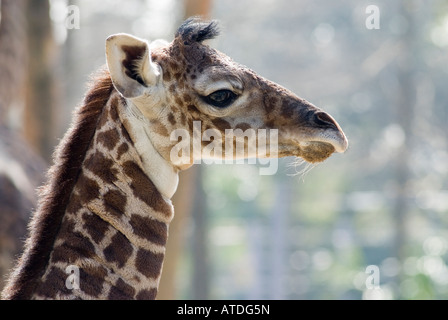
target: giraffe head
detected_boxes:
[106,18,348,171]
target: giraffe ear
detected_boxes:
[106,33,160,98]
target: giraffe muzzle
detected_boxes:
[311,111,348,154]
[291,109,348,163]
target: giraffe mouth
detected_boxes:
[298,141,337,163]
[296,127,349,163]
[281,129,348,163]
[277,141,337,163]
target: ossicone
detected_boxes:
[175,17,220,45]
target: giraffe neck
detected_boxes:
[2,72,177,299]
[123,101,179,199]
[36,92,175,299]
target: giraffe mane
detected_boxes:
[2,68,114,299]
[175,16,220,44]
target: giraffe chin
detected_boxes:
[298,141,336,164]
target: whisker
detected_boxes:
[286,158,316,181]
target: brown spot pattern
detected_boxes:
[183,93,192,103]
[97,128,120,150]
[135,248,164,279]
[163,70,171,82]
[84,152,118,185]
[129,215,167,246]
[80,265,106,297]
[168,113,176,126]
[35,267,70,297]
[108,278,136,300]
[104,232,134,268]
[180,112,187,126]
[187,104,199,114]
[175,97,183,106]
[51,228,96,264]
[103,189,127,219]
[122,161,171,215]
[109,97,120,122]
[76,174,100,204]
[66,192,82,216]
[82,212,110,244]
[151,120,170,137]
[117,143,129,160]
[136,288,157,300]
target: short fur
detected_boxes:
[1,69,114,300]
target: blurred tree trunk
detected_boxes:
[191,167,209,299]
[157,0,211,300]
[392,1,417,295]
[0,0,46,291]
[24,0,57,161]
[269,179,290,299]
[157,167,198,299]
[0,0,27,125]
[184,0,212,18]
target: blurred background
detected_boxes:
[1,0,448,299]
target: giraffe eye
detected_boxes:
[202,90,237,108]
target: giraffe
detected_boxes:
[1,18,348,300]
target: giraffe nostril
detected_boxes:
[315,112,338,129]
